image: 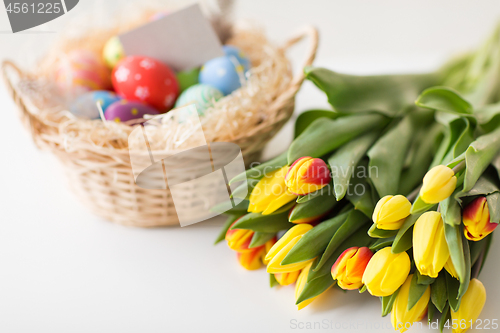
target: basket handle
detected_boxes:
[1,60,41,142]
[281,25,319,93]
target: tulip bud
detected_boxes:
[451,279,486,333]
[391,274,431,333]
[262,237,277,265]
[285,157,331,195]
[225,221,255,253]
[331,247,373,290]
[372,195,411,230]
[275,271,301,286]
[413,211,450,278]
[463,197,498,241]
[249,166,297,215]
[420,165,457,204]
[237,246,265,270]
[361,247,411,297]
[265,224,314,274]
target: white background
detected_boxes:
[1,1,500,332]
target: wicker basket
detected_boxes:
[2,25,318,227]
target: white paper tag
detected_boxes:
[118,3,224,72]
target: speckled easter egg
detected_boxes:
[223,45,251,72]
[176,67,200,92]
[102,36,125,68]
[70,90,122,119]
[55,50,111,93]
[199,56,245,96]
[112,56,179,111]
[104,100,159,123]
[174,84,223,115]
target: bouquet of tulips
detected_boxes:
[214,25,500,333]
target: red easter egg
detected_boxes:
[112,56,179,111]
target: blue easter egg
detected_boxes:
[199,56,245,96]
[70,90,121,119]
[175,84,223,116]
[223,45,251,72]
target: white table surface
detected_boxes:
[1,1,500,332]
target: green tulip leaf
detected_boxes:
[444,223,467,284]
[328,132,379,200]
[398,124,443,195]
[282,211,350,265]
[381,289,399,317]
[416,271,436,285]
[446,272,461,312]
[475,102,500,133]
[440,195,462,226]
[410,196,435,215]
[487,192,500,223]
[305,66,438,117]
[296,273,334,305]
[249,232,276,248]
[457,233,471,302]
[313,211,370,271]
[231,211,294,233]
[439,304,451,333]
[430,272,448,313]
[288,113,388,164]
[428,302,437,324]
[345,167,377,217]
[211,199,249,215]
[368,223,398,239]
[229,151,288,184]
[469,237,489,266]
[295,109,339,138]
[369,236,396,251]
[289,187,337,223]
[296,183,333,203]
[416,86,473,115]
[463,125,500,192]
[392,213,422,254]
[408,272,429,311]
[368,115,414,197]
[432,115,474,167]
[270,274,279,288]
[214,214,244,245]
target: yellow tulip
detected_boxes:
[266,224,314,274]
[295,262,331,310]
[451,279,486,333]
[248,166,297,215]
[444,257,458,279]
[420,165,457,204]
[372,195,411,230]
[463,197,498,241]
[413,211,450,278]
[285,157,331,195]
[362,247,411,297]
[391,274,431,333]
[275,271,301,286]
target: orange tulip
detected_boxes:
[463,197,498,241]
[225,220,254,253]
[237,246,265,270]
[285,157,331,195]
[331,247,373,290]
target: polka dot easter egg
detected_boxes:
[55,49,111,94]
[104,100,159,123]
[102,36,125,69]
[70,90,121,119]
[112,56,179,111]
[199,55,245,96]
[174,84,223,116]
[223,45,251,72]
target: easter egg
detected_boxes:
[174,84,223,116]
[103,36,125,68]
[176,67,200,92]
[104,100,159,123]
[223,45,251,72]
[70,90,121,119]
[112,56,179,111]
[55,49,111,94]
[199,56,245,95]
